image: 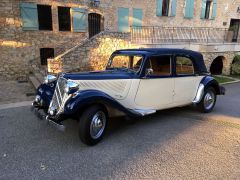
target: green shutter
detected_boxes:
[133,8,143,27]
[156,0,163,16]
[20,3,38,30]
[118,7,129,32]
[200,0,207,19]
[72,8,87,32]
[170,0,177,16]
[184,0,194,19]
[211,0,217,19]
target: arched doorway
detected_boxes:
[88,13,104,38]
[210,56,224,75]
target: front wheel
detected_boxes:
[79,105,108,146]
[197,87,217,113]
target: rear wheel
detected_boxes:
[79,105,108,146]
[197,87,216,113]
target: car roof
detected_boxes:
[115,48,201,56]
[114,48,208,73]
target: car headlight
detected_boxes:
[44,75,57,84]
[64,81,79,94]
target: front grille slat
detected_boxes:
[49,77,68,114]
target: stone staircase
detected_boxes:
[28,58,47,89]
[28,38,84,89]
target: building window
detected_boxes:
[162,0,170,16]
[201,0,217,20]
[205,0,212,19]
[37,5,52,30]
[40,48,54,65]
[58,6,71,31]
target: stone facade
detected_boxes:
[50,32,141,73]
[202,52,237,75]
[1,0,240,79]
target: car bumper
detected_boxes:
[31,100,65,131]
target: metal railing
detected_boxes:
[131,26,239,44]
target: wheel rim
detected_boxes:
[204,91,215,110]
[90,111,106,139]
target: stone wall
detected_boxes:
[1,0,240,79]
[49,31,239,75]
[52,32,141,73]
[0,0,88,80]
[202,52,237,75]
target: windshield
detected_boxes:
[107,54,143,73]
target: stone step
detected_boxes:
[40,69,47,76]
[34,72,44,83]
[29,75,41,89]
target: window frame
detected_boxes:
[144,54,173,78]
[107,54,144,74]
[174,55,196,77]
[204,0,212,19]
[58,6,71,31]
[162,0,170,16]
[37,4,53,31]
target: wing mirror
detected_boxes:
[144,68,153,78]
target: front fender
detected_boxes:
[64,90,141,117]
[36,83,55,107]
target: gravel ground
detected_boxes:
[0,83,239,179]
[0,81,34,105]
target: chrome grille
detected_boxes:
[49,77,68,114]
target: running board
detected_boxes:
[132,109,156,116]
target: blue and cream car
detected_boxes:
[32,48,225,145]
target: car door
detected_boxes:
[135,55,174,109]
[173,55,204,105]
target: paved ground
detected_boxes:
[0,83,240,179]
[0,81,34,105]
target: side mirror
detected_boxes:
[144,68,153,78]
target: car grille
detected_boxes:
[49,77,68,114]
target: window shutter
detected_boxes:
[118,8,129,32]
[184,0,194,19]
[170,0,177,16]
[211,0,217,19]
[20,3,38,30]
[72,8,87,32]
[133,8,143,27]
[156,0,163,16]
[200,0,207,19]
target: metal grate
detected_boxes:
[131,26,236,44]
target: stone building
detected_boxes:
[1,0,240,82]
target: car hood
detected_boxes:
[62,70,138,80]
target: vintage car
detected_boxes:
[32,48,225,145]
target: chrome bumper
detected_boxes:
[31,102,65,132]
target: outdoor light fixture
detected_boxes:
[90,0,100,7]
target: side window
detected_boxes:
[176,56,194,75]
[147,55,171,76]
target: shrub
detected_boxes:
[231,55,240,75]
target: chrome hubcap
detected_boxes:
[90,111,106,139]
[204,91,215,110]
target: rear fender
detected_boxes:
[193,75,224,104]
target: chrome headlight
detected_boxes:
[64,81,79,94]
[44,74,57,84]
[44,75,57,84]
